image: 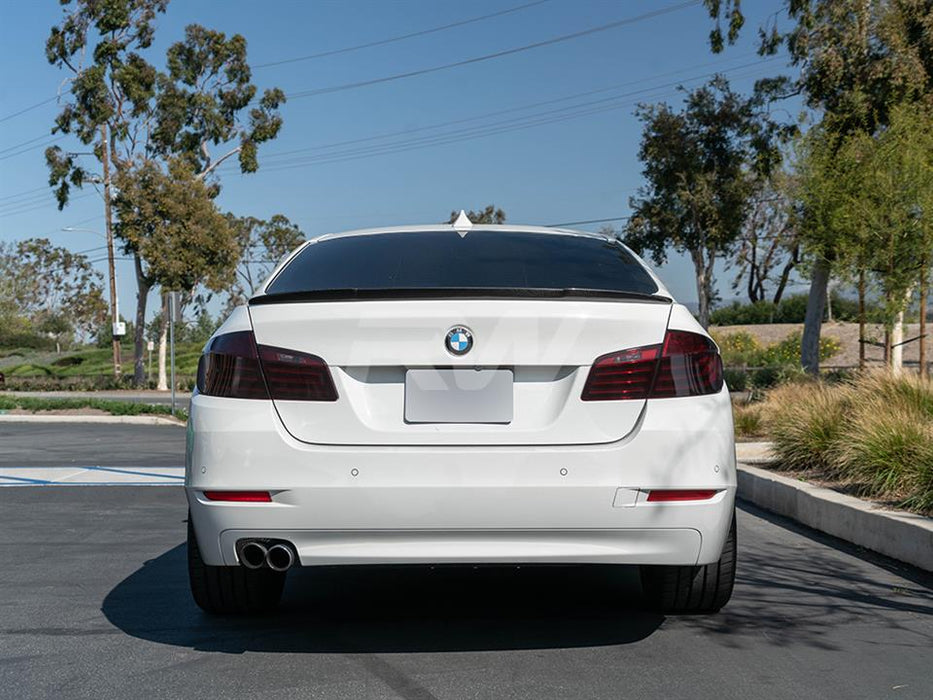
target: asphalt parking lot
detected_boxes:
[1,424,931,699]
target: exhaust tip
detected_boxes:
[266,543,296,572]
[240,542,268,569]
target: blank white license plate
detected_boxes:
[405,369,513,424]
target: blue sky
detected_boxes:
[0,0,804,320]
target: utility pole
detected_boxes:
[100,123,121,378]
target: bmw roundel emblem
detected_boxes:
[445,326,473,356]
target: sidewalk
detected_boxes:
[735,441,933,572]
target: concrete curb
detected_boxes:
[0,414,185,427]
[737,462,933,572]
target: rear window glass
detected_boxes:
[264,230,659,297]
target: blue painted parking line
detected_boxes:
[83,466,185,480]
[0,474,53,484]
[0,465,185,486]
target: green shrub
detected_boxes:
[0,394,187,421]
[759,332,841,365]
[713,330,840,373]
[51,355,85,367]
[710,292,882,325]
[710,300,777,325]
[723,368,749,391]
[711,330,762,366]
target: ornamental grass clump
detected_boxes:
[760,371,933,515]
[732,402,764,438]
[763,380,852,473]
[831,373,933,513]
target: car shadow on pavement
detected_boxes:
[102,545,664,653]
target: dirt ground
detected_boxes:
[713,321,924,368]
[4,407,112,416]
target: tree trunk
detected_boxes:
[157,294,168,391]
[858,270,866,371]
[772,244,798,306]
[891,309,905,373]
[920,261,928,379]
[801,257,830,375]
[691,249,713,329]
[891,286,914,374]
[132,254,149,387]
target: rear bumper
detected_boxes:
[185,387,736,567]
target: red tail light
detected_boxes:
[581,329,722,401]
[197,331,338,401]
[581,345,661,401]
[651,330,723,398]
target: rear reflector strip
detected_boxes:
[646,489,719,502]
[203,491,272,502]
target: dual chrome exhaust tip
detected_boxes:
[239,541,296,571]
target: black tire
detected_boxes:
[640,512,737,614]
[187,517,286,615]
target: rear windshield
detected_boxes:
[263,230,660,299]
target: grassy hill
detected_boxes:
[0,343,203,389]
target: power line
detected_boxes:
[0,132,55,156]
[0,192,94,220]
[285,1,702,101]
[256,52,765,162]
[254,0,554,69]
[0,192,56,213]
[0,1,693,126]
[0,96,58,123]
[222,61,777,174]
[0,4,550,141]
[548,216,631,227]
[0,186,48,203]
[0,136,64,162]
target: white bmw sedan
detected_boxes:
[186,218,736,615]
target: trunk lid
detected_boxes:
[249,298,671,446]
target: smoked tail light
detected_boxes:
[581,329,723,401]
[258,345,338,401]
[197,330,338,401]
[197,331,269,399]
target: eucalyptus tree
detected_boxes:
[44,1,286,385]
[447,206,507,225]
[732,172,799,305]
[704,0,933,372]
[837,105,933,371]
[0,239,107,345]
[224,213,305,311]
[624,77,790,328]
